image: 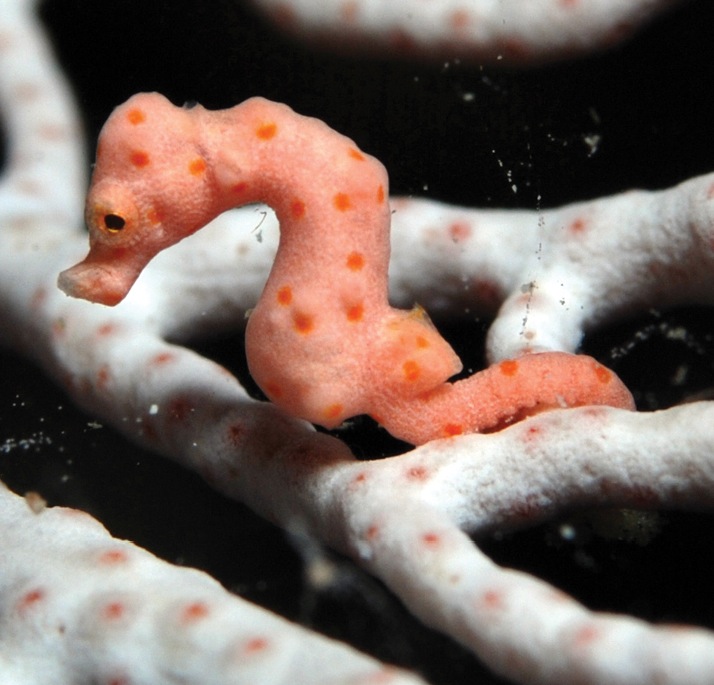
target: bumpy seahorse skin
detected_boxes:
[59,93,634,444]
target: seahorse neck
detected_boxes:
[201,98,392,286]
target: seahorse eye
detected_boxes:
[104,214,126,231]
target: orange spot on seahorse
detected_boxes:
[348,148,365,161]
[334,193,351,211]
[594,364,612,383]
[130,150,150,167]
[277,286,292,305]
[290,199,306,218]
[147,207,164,225]
[293,312,314,334]
[188,157,207,175]
[256,122,277,140]
[346,303,364,322]
[499,359,519,376]
[126,108,146,125]
[324,404,344,420]
[376,184,385,203]
[403,360,421,382]
[346,251,365,270]
[443,423,463,437]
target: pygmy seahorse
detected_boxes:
[59,93,634,444]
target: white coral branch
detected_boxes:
[0,482,427,685]
[247,0,686,64]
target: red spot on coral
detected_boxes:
[406,466,429,481]
[388,28,417,54]
[569,217,588,233]
[346,251,365,271]
[524,425,542,442]
[17,178,43,196]
[52,316,67,338]
[245,637,269,653]
[422,532,441,546]
[17,588,45,613]
[469,279,501,309]
[293,312,314,334]
[98,549,129,565]
[96,365,111,389]
[480,589,504,610]
[448,221,471,242]
[376,184,385,203]
[334,193,352,211]
[443,423,464,437]
[168,396,194,421]
[277,285,292,305]
[501,37,530,61]
[324,404,344,420]
[290,199,306,218]
[403,360,421,381]
[268,3,296,27]
[232,181,248,194]
[107,676,130,685]
[629,485,658,508]
[103,602,125,621]
[130,150,150,167]
[188,157,207,176]
[573,625,600,647]
[38,124,68,141]
[365,524,380,540]
[151,352,175,365]
[499,359,519,377]
[228,423,244,446]
[351,472,367,487]
[142,420,158,443]
[14,82,41,102]
[346,303,364,322]
[450,9,471,30]
[348,147,365,161]
[126,108,145,125]
[97,323,117,337]
[256,122,277,140]
[181,602,210,623]
[31,287,47,309]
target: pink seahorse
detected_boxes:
[59,93,633,444]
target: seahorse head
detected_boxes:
[59,92,217,305]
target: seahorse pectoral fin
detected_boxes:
[371,308,463,400]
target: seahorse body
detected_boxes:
[59,93,633,444]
